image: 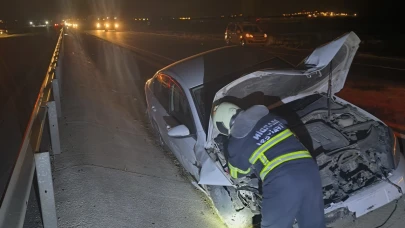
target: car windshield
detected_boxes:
[243,25,261,33]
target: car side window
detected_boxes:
[170,83,196,134]
[153,74,171,111]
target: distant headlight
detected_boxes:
[245,33,253,38]
[115,23,119,28]
[264,33,267,38]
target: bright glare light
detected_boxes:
[114,17,117,19]
[96,23,100,28]
[29,21,33,25]
[106,23,110,28]
[264,33,267,38]
[115,23,119,28]
[45,21,49,25]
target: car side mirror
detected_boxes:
[168,125,190,138]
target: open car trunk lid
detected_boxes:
[205,31,360,148]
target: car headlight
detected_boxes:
[245,33,253,38]
[264,33,267,38]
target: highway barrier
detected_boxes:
[0,28,64,228]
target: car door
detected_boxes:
[233,25,242,43]
[166,81,199,178]
[149,73,172,145]
[226,23,235,43]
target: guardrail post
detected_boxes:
[35,152,58,228]
[47,101,61,155]
[52,79,62,117]
[55,63,62,97]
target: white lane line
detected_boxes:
[352,63,405,71]
[265,50,405,71]
[86,32,176,63]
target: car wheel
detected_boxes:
[206,185,255,228]
[241,39,246,46]
[150,119,165,147]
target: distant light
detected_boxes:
[114,17,117,19]
[29,21,33,25]
[134,18,137,21]
[115,23,119,28]
[45,21,49,25]
[354,13,357,16]
[96,23,100,28]
[98,18,100,20]
[143,18,145,21]
[308,14,312,17]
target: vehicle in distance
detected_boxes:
[225,22,267,46]
[144,32,405,227]
[96,17,121,31]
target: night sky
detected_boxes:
[0,0,398,20]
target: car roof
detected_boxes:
[159,46,281,89]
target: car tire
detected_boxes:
[150,118,165,148]
[206,185,255,228]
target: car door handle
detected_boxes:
[151,106,156,112]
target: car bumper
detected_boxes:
[324,152,405,218]
[246,39,267,44]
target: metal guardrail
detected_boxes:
[0,27,64,228]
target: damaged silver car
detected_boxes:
[145,32,405,227]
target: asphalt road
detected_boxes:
[51,31,227,228]
[77,30,405,228]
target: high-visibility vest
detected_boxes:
[228,129,312,180]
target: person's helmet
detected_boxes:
[212,102,241,135]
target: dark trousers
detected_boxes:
[260,158,325,228]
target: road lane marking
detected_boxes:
[264,50,405,71]
[352,63,405,71]
[85,32,176,63]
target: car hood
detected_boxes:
[206,31,360,147]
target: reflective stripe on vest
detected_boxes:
[249,129,293,165]
[259,150,312,180]
[228,162,251,179]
